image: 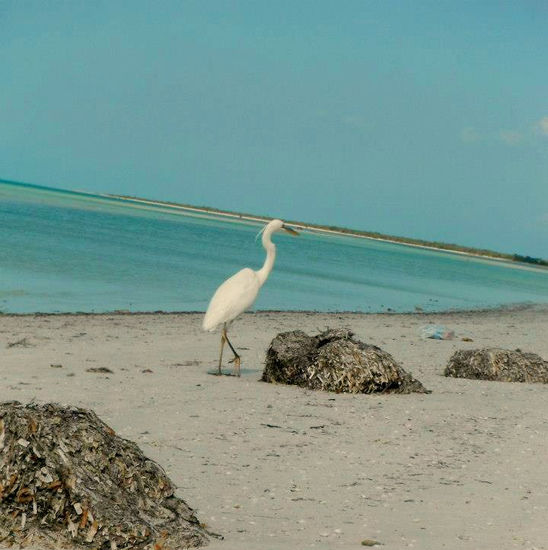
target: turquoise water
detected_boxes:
[1,179,547,314]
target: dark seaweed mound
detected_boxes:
[445,348,548,383]
[262,329,429,394]
[0,401,212,549]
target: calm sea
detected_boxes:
[1,179,547,314]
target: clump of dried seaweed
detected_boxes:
[0,401,212,549]
[262,329,429,394]
[445,348,548,383]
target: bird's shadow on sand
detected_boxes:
[206,368,261,378]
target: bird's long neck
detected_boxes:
[256,228,276,287]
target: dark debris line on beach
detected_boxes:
[0,401,212,550]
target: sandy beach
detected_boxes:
[2,308,547,550]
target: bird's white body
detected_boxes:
[202,267,261,331]
[202,218,297,375]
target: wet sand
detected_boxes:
[2,308,547,550]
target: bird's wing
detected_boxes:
[202,268,260,331]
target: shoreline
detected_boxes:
[3,302,547,317]
[105,193,548,272]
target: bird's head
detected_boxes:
[268,219,299,236]
[256,219,299,243]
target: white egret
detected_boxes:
[202,219,299,376]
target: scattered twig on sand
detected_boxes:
[86,367,114,374]
[7,338,33,348]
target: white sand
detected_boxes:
[2,308,547,550]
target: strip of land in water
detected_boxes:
[106,193,548,269]
[3,178,545,268]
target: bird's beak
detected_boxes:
[282,224,299,236]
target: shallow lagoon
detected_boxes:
[1,180,547,313]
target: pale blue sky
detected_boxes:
[1,1,547,256]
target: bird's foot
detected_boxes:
[229,356,241,377]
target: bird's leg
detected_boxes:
[232,355,241,377]
[223,327,241,377]
[217,331,226,375]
